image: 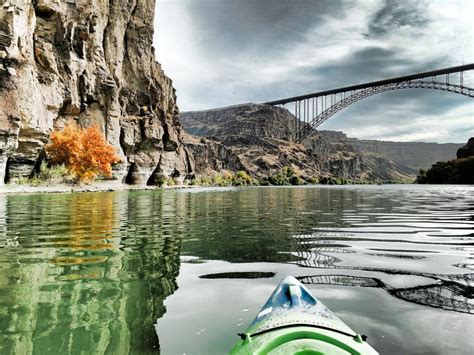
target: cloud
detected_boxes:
[364,0,429,38]
[332,101,474,143]
[154,0,474,143]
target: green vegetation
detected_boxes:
[265,166,304,186]
[416,157,474,184]
[233,171,255,186]
[318,176,376,185]
[16,162,76,186]
[190,166,404,187]
[156,176,177,187]
[198,170,257,187]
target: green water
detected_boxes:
[0,185,473,354]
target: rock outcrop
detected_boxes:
[182,133,245,176]
[181,103,417,182]
[456,137,474,159]
[0,0,193,184]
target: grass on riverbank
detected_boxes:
[15,162,76,186]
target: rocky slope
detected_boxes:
[0,0,193,185]
[181,104,417,182]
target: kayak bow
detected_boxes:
[231,276,378,354]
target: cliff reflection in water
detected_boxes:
[0,191,182,354]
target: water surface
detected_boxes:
[0,185,473,354]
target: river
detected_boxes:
[0,185,472,354]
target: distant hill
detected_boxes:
[347,138,463,171]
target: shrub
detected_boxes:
[213,173,224,186]
[267,166,299,186]
[222,170,234,180]
[289,175,305,185]
[198,176,212,186]
[45,121,120,182]
[233,171,253,186]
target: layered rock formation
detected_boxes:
[0,0,193,184]
[181,104,417,182]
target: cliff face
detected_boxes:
[183,104,297,141]
[181,104,416,182]
[183,133,246,176]
[0,0,193,184]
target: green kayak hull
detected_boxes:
[231,276,378,355]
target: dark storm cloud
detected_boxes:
[304,46,449,88]
[365,0,429,37]
[184,0,345,56]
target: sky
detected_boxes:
[154,0,474,143]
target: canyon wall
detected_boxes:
[0,0,193,184]
[181,104,417,182]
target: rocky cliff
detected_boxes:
[0,0,193,185]
[181,104,417,182]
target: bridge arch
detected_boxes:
[264,64,474,142]
[297,80,473,142]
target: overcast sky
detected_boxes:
[154,0,474,143]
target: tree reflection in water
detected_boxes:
[0,192,182,354]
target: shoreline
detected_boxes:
[0,180,192,196]
[1,181,471,196]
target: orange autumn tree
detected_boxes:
[45,121,121,182]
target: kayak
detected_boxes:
[230,276,378,354]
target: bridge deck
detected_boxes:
[264,63,474,105]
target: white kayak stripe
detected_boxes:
[257,307,273,318]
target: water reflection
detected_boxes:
[0,186,473,354]
[298,273,473,314]
[292,227,473,314]
[0,192,182,354]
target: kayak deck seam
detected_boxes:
[249,323,358,339]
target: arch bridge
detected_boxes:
[264,64,474,142]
